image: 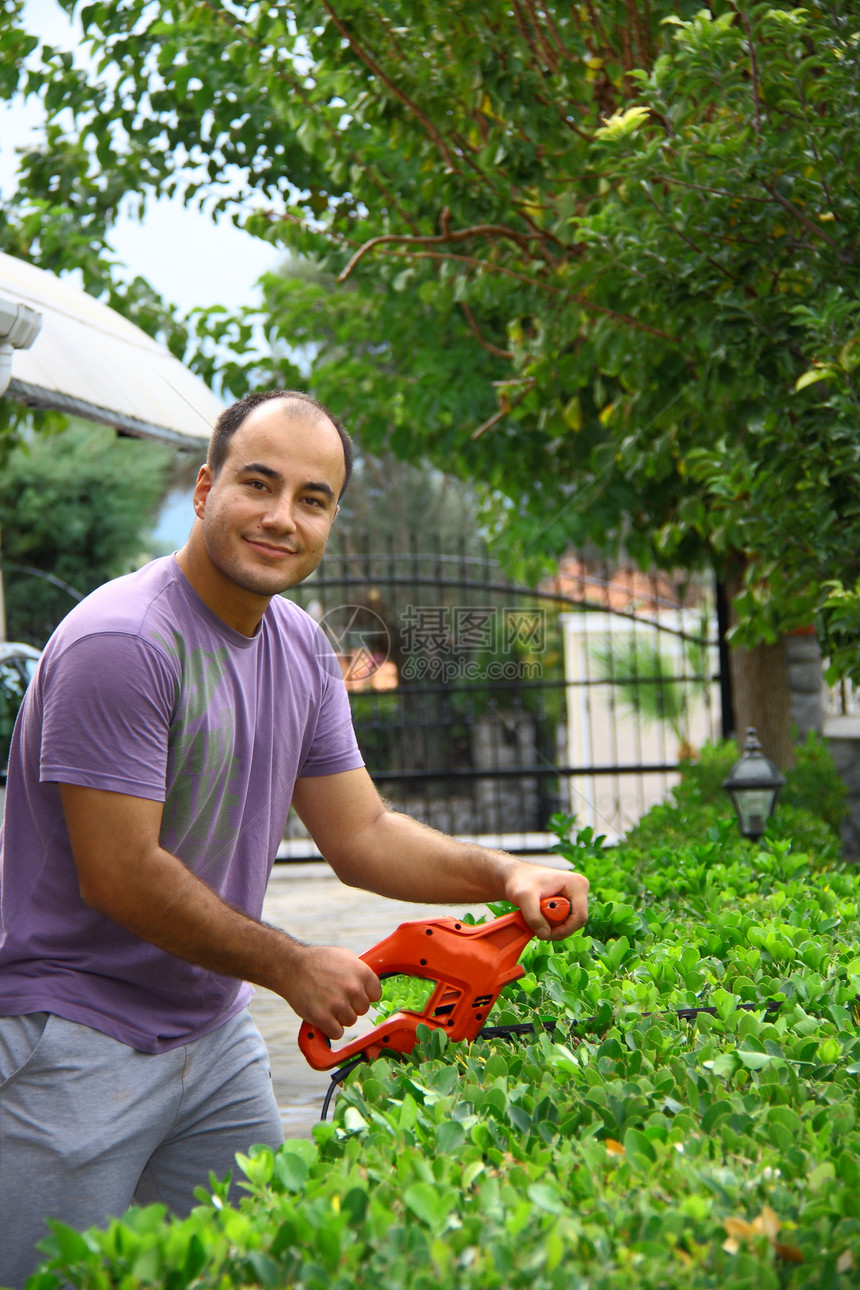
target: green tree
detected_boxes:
[0,421,171,644]
[4,1,860,762]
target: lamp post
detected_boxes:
[722,727,786,841]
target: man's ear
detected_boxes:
[192,463,213,518]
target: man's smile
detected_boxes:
[243,537,301,558]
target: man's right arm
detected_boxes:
[58,783,381,1039]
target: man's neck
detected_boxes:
[175,540,270,638]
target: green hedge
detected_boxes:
[621,732,847,863]
[23,757,860,1290]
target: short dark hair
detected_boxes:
[208,389,354,498]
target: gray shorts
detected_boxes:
[0,1008,284,1289]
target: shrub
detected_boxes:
[781,731,848,838]
[26,798,860,1289]
[619,734,845,865]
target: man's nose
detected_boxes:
[261,493,298,532]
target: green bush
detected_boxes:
[24,804,860,1289]
[618,735,845,865]
[781,731,848,838]
[674,739,740,805]
[0,422,171,646]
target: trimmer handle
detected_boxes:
[298,895,570,1071]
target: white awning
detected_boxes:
[0,251,223,449]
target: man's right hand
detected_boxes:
[282,945,382,1040]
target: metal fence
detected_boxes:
[280,543,724,858]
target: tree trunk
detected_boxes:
[724,565,794,770]
[727,639,794,770]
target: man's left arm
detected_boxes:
[291,767,589,940]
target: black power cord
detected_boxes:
[321,1055,367,1121]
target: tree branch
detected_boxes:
[581,0,615,61]
[345,245,685,345]
[459,301,514,358]
[319,1,461,173]
[337,208,541,280]
[529,88,596,141]
[511,0,552,74]
[508,200,567,255]
[656,174,771,204]
[740,10,762,142]
[641,186,738,282]
[521,0,560,71]
[537,1,572,61]
[761,180,853,262]
[470,380,536,439]
[632,0,653,68]
[357,245,560,293]
[619,8,633,79]
[446,130,506,196]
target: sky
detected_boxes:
[1,0,286,546]
[0,0,281,316]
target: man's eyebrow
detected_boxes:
[238,462,284,484]
[238,462,336,501]
[303,480,337,501]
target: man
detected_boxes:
[0,390,588,1286]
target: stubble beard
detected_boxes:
[203,525,324,598]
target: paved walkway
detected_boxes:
[250,857,564,1138]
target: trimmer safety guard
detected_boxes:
[298,895,570,1071]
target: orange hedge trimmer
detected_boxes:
[297,894,784,1120]
[298,895,570,1073]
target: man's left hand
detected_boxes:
[503,863,589,941]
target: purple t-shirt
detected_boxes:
[0,556,364,1052]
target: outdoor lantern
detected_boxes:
[722,727,786,841]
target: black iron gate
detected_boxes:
[282,543,723,856]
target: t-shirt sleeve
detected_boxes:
[298,634,365,778]
[39,633,178,800]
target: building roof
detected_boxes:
[0,252,223,449]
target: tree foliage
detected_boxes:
[0,421,171,644]
[3,2,860,673]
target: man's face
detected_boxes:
[192,400,345,602]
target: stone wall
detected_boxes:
[786,631,824,742]
[784,629,860,860]
[823,716,860,860]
